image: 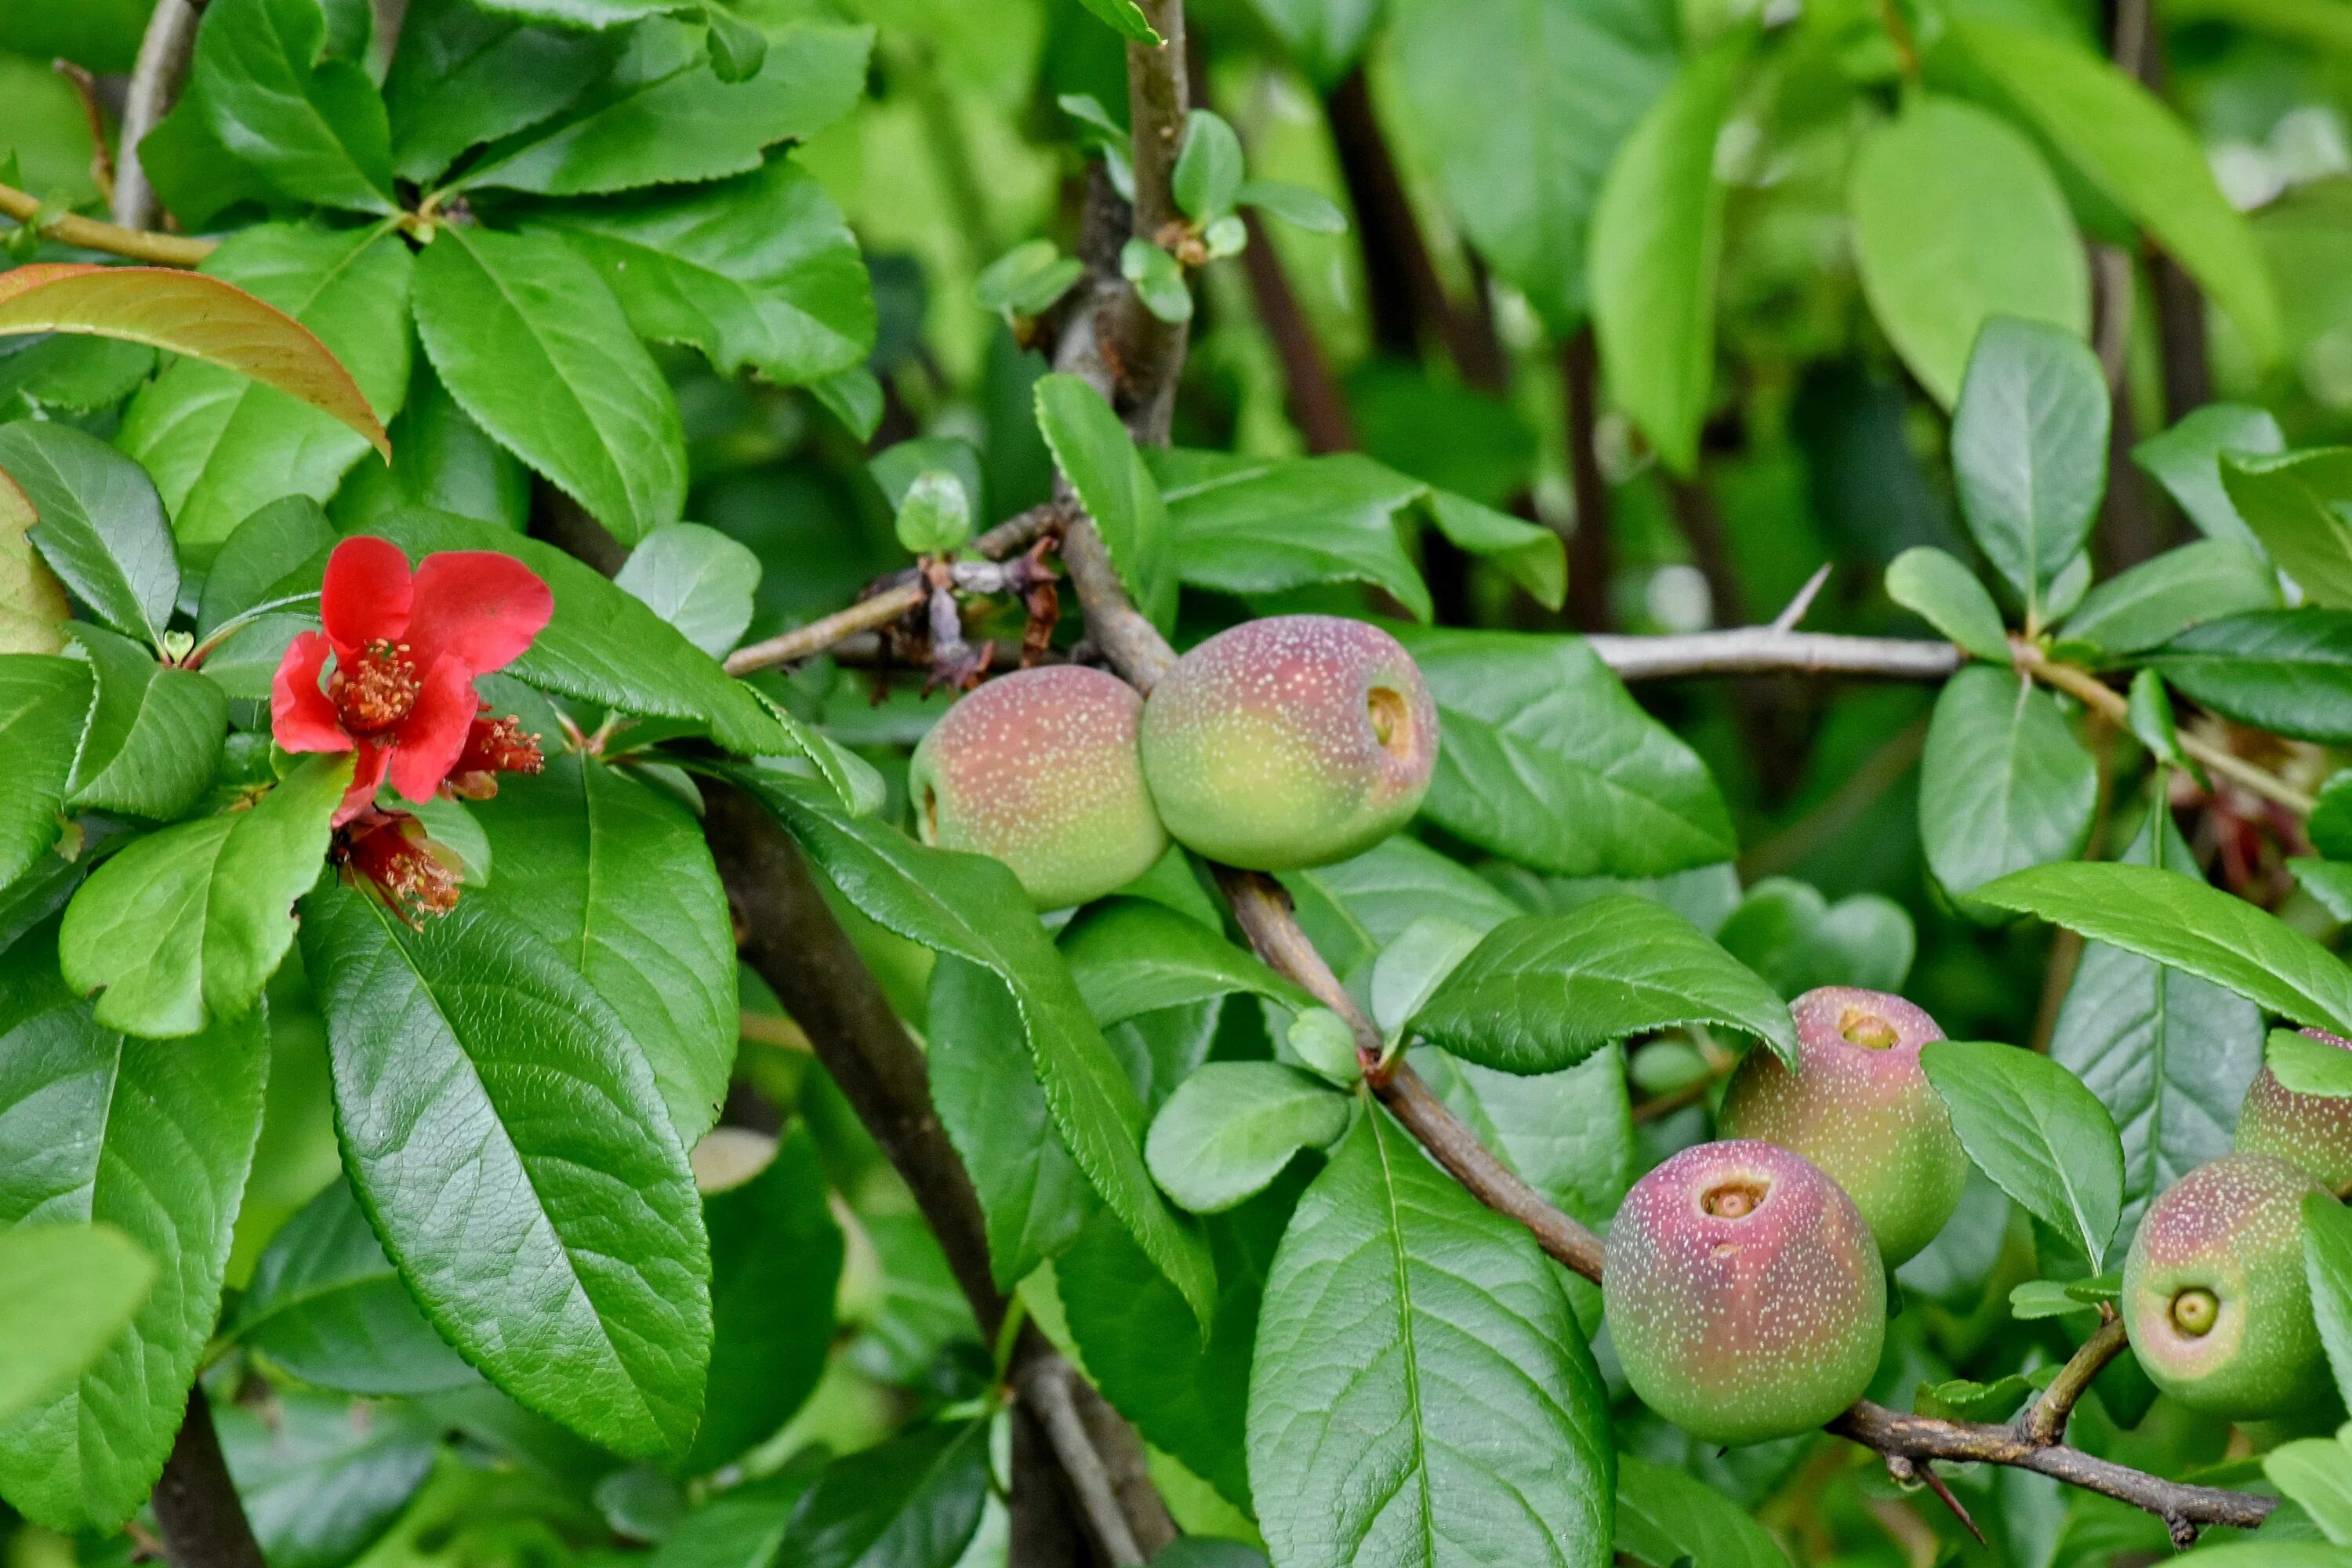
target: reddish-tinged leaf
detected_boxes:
[0,264,390,460]
[0,469,68,655]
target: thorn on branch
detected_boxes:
[1889,1455,1986,1545]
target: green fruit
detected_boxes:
[1719,985,1969,1266]
[1138,615,1438,871]
[2238,1027,2352,1193]
[1605,1139,1886,1446]
[2122,1152,2331,1421]
[909,666,1168,909]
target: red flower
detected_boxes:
[336,808,463,924]
[271,537,553,824]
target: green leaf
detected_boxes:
[891,472,971,557]
[2306,1192,2352,1410]
[1920,1040,2125,1269]
[615,523,763,659]
[688,1127,842,1473]
[1615,1455,1792,1568]
[0,336,155,414]
[1915,1371,2037,1422]
[1715,877,1915,999]
[231,1176,478,1395]
[2264,1432,2352,1547]
[456,20,872,196]
[2062,539,2281,655]
[644,1472,818,1568]
[1946,19,2284,366]
[1120,238,1194,324]
[1982,860,2352,1033]
[1590,40,1742,474]
[1918,664,2097,901]
[1884,545,2010,662]
[300,882,713,1459]
[1410,898,1798,1073]
[1247,1109,1613,1568]
[1410,1044,1635,1239]
[1848,94,2089,408]
[335,359,532,533]
[1239,178,1348,234]
[58,754,348,1039]
[414,225,685,545]
[534,160,875,390]
[1062,898,1308,1026]
[2009,1278,2103,1320]
[1370,914,1490,1037]
[701,4,767,80]
[1284,836,1529,982]
[0,654,92,891]
[0,938,267,1532]
[1391,624,1737,877]
[2050,808,2262,1236]
[975,241,1085,317]
[383,0,620,183]
[1061,1174,1301,1512]
[216,1392,439,1568]
[810,365,882,443]
[61,624,227,821]
[2135,404,2285,548]
[2128,669,2183,764]
[199,496,335,637]
[1423,489,1566,611]
[2218,449,2352,608]
[732,770,1216,1329]
[1148,450,1435,621]
[1951,317,2110,619]
[119,223,415,551]
[0,1225,153,1426]
[1174,110,1245,222]
[772,1420,989,1568]
[471,752,738,1144]
[0,462,68,656]
[1145,1063,1348,1214]
[1389,0,1677,330]
[2269,1028,2352,1098]
[0,422,177,644]
[191,0,397,212]
[1073,0,1162,43]
[1034,373,1177,630]
[2151,608,2352,743]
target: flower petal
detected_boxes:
[387,656,477,804]
[335,740,392,827]
[270,632,354,754]
[405,551,553,676]
[322,535,414,652]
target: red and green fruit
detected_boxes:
[1720,986,1969,1266]
[909,666,1168,909]
[2238,1027,2352,1193]
[1138,615,1438,871]
[1605,1139,1886,1446]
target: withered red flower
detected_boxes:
[335,808,463,924]
[271,536,553,824]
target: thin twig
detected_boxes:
[113,0,205,234]
[2020,1311,2130,1446]
[1013,1356,1149,1566]
[0,183,216,267]
[1586,626,1962,682]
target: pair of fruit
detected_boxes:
[1607,988,1965,1445]
[908,615,1439,906]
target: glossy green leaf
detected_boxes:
[1145,1063,1348,1214]
[1947,19,2284,365]
[1885,545,2010,662]
[1410,1045,1635,1246]
[1410,897,1798,1073]
[615,523,763,659]
[2135,404,2285,549]
[473,752,738,1144]
[1715,877,1915,999]
[1149,449,1434,621]
[0,422,177,645]
[1616,1454,1792,1568]
[1849,94,2089,408]
[1921,1040,2125,1269]
[644,1471,820,1568]
[773,1420,989,1568]
[59,754,348,1039]
[892,472,971,557]
[730,769,1216,1330]
[1951,318,2110,619]
[1074,0,1161,43]
[2219,449,2352,609]
[2268,1028,2352,1098]
[1035,373,1177,629]
[1423,489,1566,611]
[0,1225,153,1426]
[2129,669,2183,764]
[2062,539,2280,655]
[1240,177,1349,234]
[191,0,397,212]
[216,1393,439,1568]
[1120,238,1193,324]
[535,159,876,390]
[118,223,414,550]
[2152,608,2352,743]
[2307,1192,2352,1410]
[1284,836,1527,982]
[198,496,336,637]
[61,624,227,821]
[1369,915,1489,1038]
[383,0,620,183]
[2051,808,2261,1236]
[231,1175,477,1395]
[688,1127,842,1472]
[1918,664,2097,900]
[1392,624,1737,877]
[1061,897,1308,1027]
[0,938,267,1531]
[0,336,155,414]
[1247,1109,1612,1568]
[1590,40,1741,474]
[335,360,532,533]
[1174,111,1245,222]
[414,225,686,545]
[0,655,92,891]
[2264,1432,2352,1546]
[1389,0,1676,330]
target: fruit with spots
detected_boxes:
[2237,1028,2352,1193]
[1719,986,1969,1266]
[2122,1152,2331,1420]
[1138,615,1438,871]
[909,666,1168,909]
[1604,1139,1886,1445]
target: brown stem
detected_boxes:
[152,1387,267,1568]
[2020,1312,2131,1446]
[0,183,216,267]
[1109,0,1191,434]
[113,0,205,234]
[1585,626,1962,682]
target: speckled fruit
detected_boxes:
[1138,615,1438,871]
[1719,986,1969,1266]
[2123,1152,2331,1421]
[909,666,1168,909]
[2238,1028,2352,1192]
[1605,1140,1886,1446]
